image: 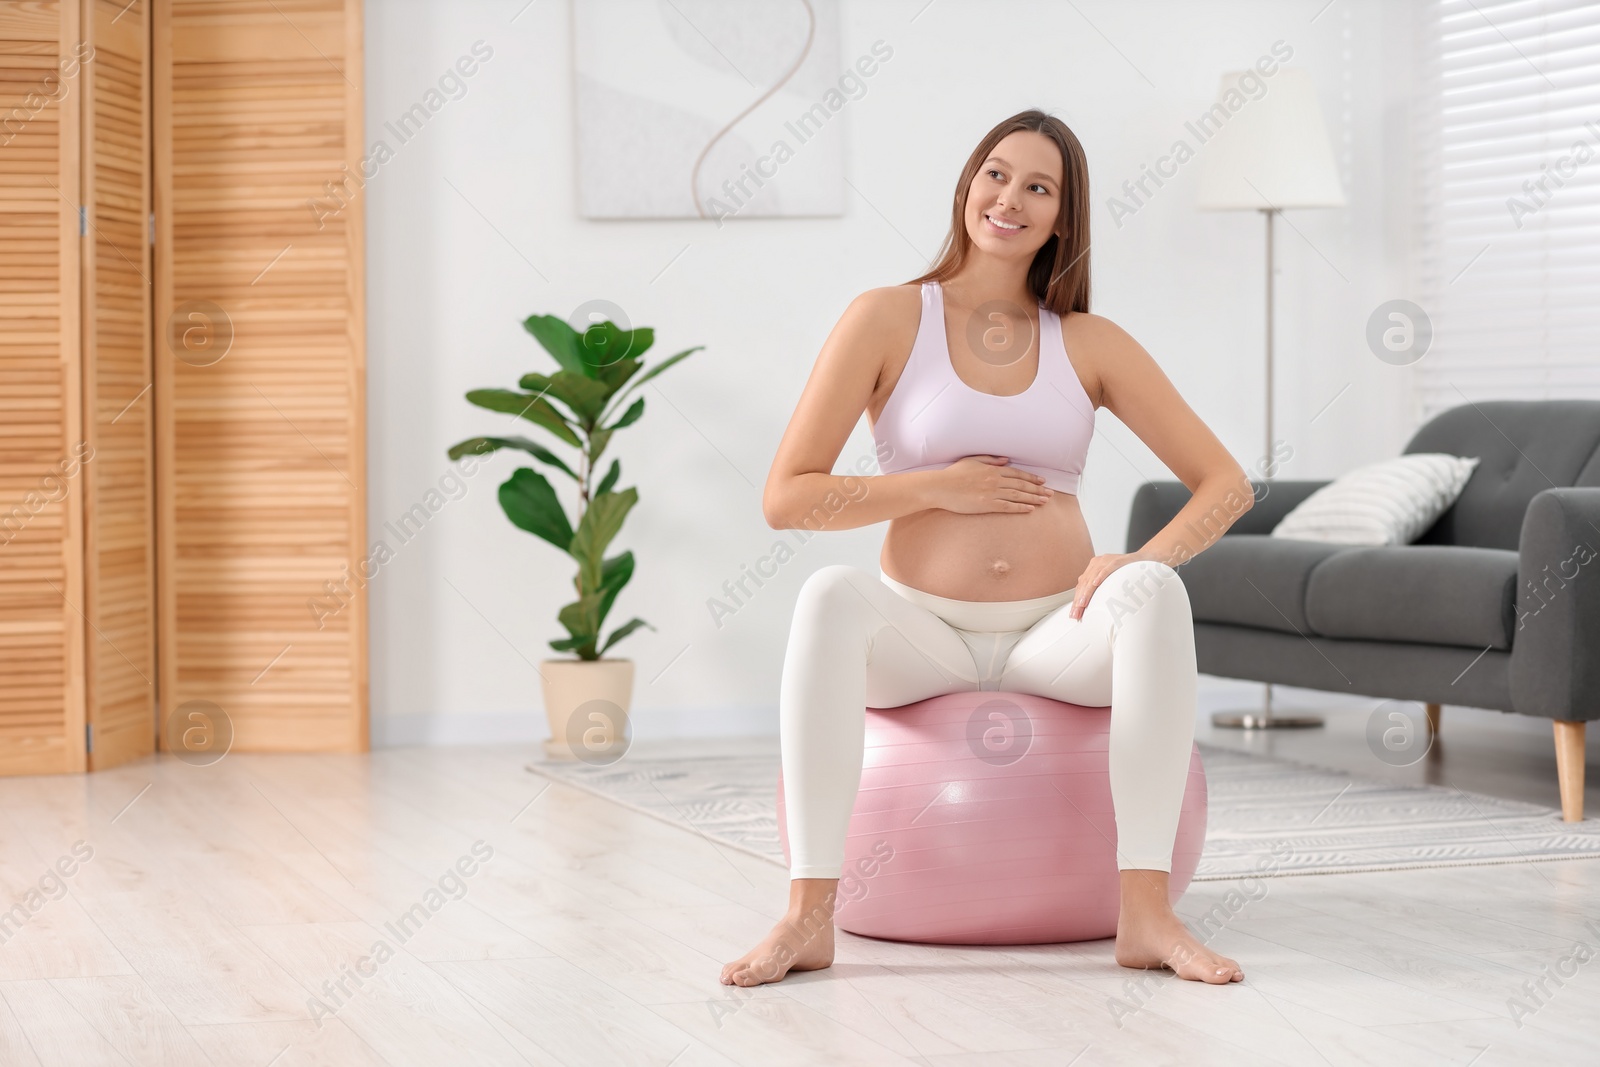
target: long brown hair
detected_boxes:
[907,109,1092,316]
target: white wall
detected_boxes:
[364,0,1419,745]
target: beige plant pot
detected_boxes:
[539,657,634,762]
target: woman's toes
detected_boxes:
[1205,958,1243,984]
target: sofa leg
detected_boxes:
[1553,721,1586,822]
[1425,702,1441,738]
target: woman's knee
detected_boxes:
[1099,559,1190,625]
[794,564,877,621]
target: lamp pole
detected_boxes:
[1210,206,1323,731]
[1265,207,1273,483]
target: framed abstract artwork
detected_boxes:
[572,0,851,220]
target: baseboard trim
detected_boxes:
[370,705,777,747]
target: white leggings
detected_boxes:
[779,559,1197,878]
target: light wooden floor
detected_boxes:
[1,742,1597,1066]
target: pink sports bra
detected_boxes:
[870,280,1095,495]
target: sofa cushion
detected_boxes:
[1270,453,1480,545]
[1406,399,1600,550]
[1304,546,1518,650]
[1176,535,1350,635]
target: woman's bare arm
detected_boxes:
[763,288,942,532]
[1079,313,1254,565]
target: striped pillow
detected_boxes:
[1270,453,1481,546]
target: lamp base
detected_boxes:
[1210,682,1324,729]
[1210,711,1324,730]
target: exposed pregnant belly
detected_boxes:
[879,493,1096,602]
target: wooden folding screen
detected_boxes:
[0,0,365,776]
[152,0,366,753]
[0,0,87,774]
[82,0,157,769]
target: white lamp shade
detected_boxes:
[1195,66,1344,210]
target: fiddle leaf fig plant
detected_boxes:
[448,313,701,660]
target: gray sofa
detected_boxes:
[1126,400,1600,820]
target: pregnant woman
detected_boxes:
[721,109,1254,988]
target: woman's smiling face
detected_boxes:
[963,129,1064,260]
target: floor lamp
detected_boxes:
[1195,66,1345,729]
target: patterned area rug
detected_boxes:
[527,741,1600,881]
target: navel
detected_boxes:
[987,558,1011,579]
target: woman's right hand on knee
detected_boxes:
[931,456,1053,514]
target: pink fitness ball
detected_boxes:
[777,690,1208,945]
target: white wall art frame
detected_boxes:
[572,0,850,220]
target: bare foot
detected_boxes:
[719,878,837,987]
[1114,869,1243,985]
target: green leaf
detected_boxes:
[569,488,637,592]
[464,389,582,447]
[618,325,655,359]
[557,591,606,646]
[446,436,578,480]
[549,633,600,659]
[588,427,615,469]
[602,346,702,424]
[515,371,611,426]
[521,315,586,376]
[576,323,654,372]
[607,397,645,431]
[596,357,643,393]
[628,346,701,392]
[599,617,653,655]
[596,550,633,622]
[594,458,620,497]
[497,469,574,552]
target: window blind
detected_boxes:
[1414,0,1600,420]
